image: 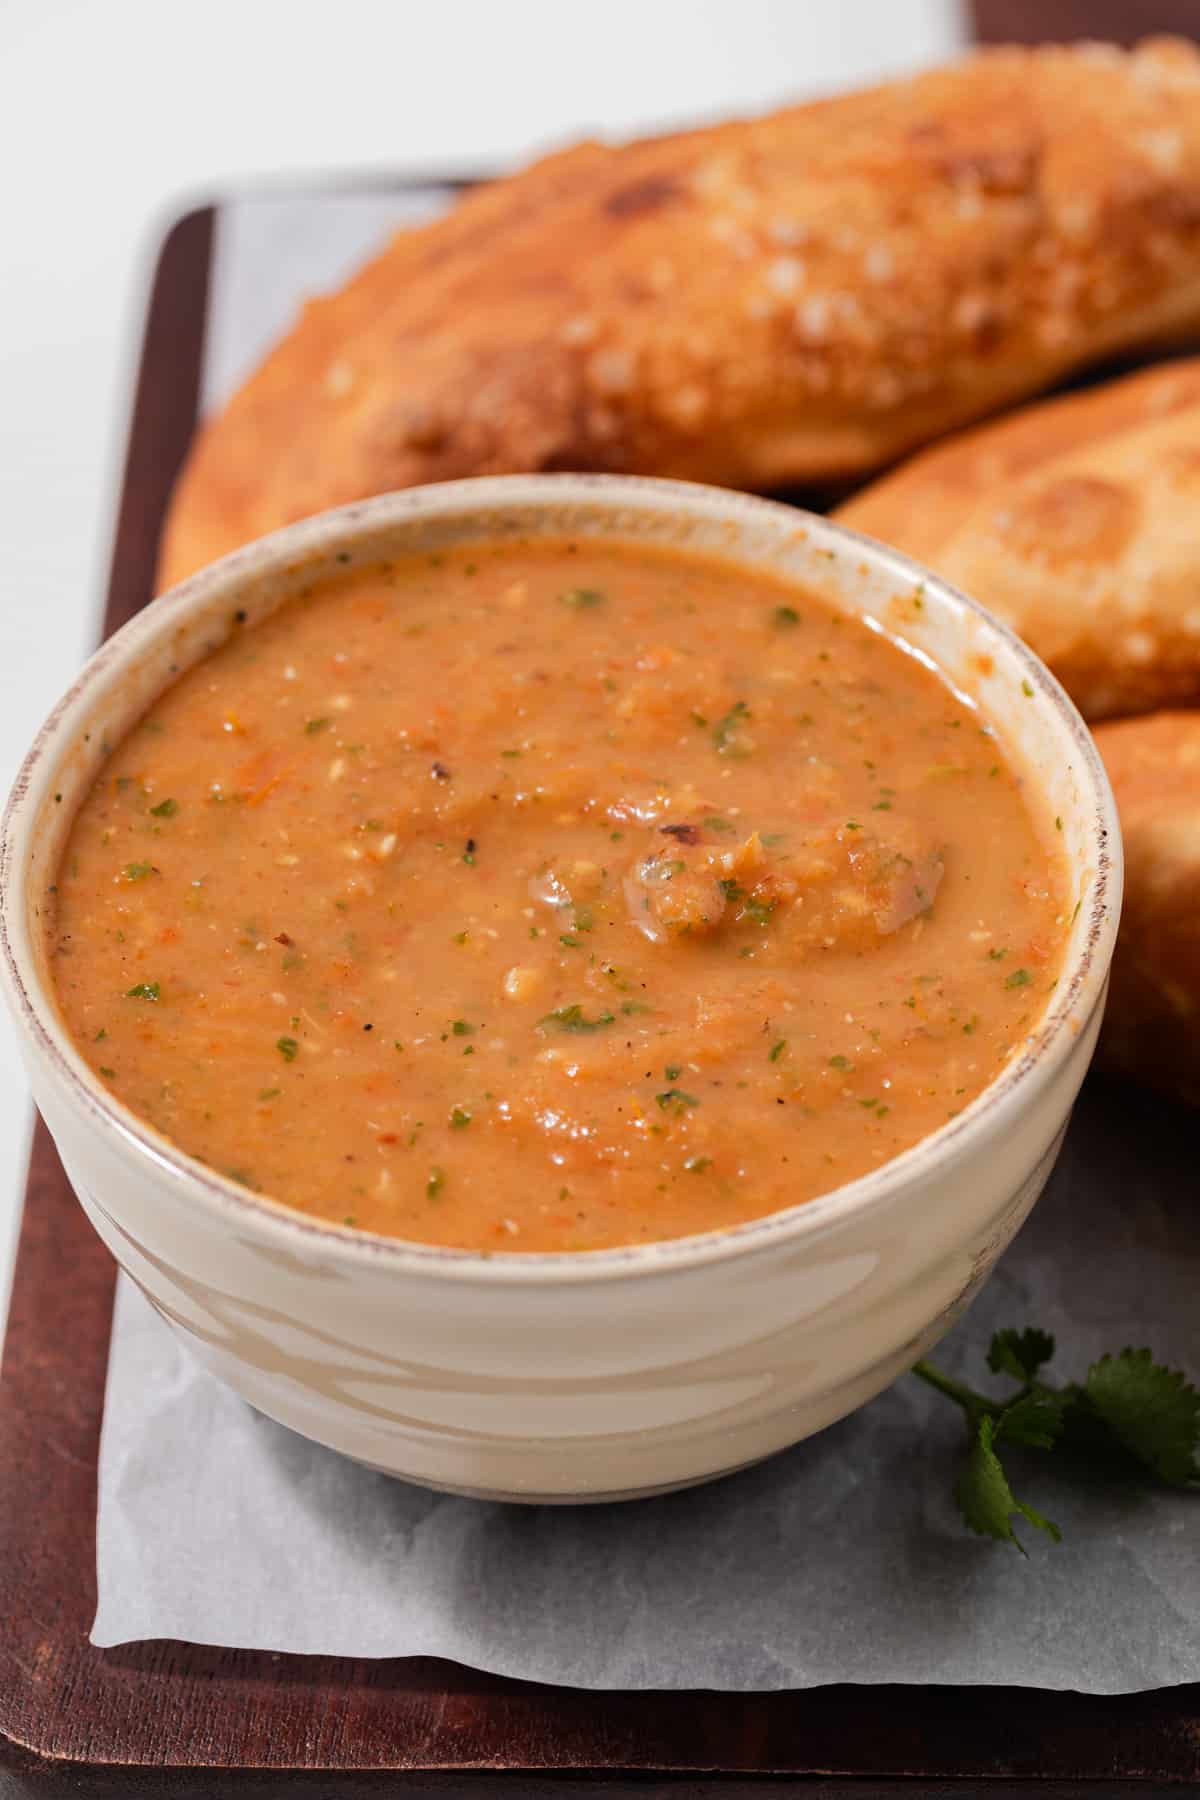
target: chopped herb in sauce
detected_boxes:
[449,1106,472,1130]
[768,1039,788,1062]
[538,1004,615,1033]
[125,981,160,1001]
[712,700,752,758]
[276,1035,299,1061]
[304,717,330,734]
[772,605,800,628]
[560,587,605,610]
[1004,968,1032,989]
[122,861,157,882]
[451,1019,475,1036]
[655,1088,700,1113]
[426,1166,446,1199]
[743,896,776,925]
[149,798,178,817]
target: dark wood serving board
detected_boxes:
[3,9,1200,1793]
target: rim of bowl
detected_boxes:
[0,474,1122,1286]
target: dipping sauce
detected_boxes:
[48,541,1070,1251]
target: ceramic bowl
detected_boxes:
[0,476,1121,1501]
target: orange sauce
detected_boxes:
[49,541,1069,1250]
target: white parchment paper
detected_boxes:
[92,1079,1200,1688]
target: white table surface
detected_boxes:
[0,0,965,1344]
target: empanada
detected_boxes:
[161,36,1200,589]
[838,358,1200,720]
[1094,710,1200,1106]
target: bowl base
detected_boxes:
[350,1449,769,1505]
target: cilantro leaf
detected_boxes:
[988,1327,1055,1385]
[1085,1349,1200,1487]
[993,1390,1065,1452]
[956,1415,1062,1553]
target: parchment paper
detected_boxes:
[92,1078,1200,1688]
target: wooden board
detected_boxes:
[4,9,1200,1788]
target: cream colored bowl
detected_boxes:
[0,477,1121,1502]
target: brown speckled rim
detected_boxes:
[0,475,1122,1286]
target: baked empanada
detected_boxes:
[1094,710,1200,1106]
[161,36,1200,589]
[838,358,1200,720]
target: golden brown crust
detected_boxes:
[161,36,1200,589]
[837,357,1200,720]
[1093,711,1200,1107]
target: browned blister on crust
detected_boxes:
[1094,711,1200,1106]
[161,36,1200,589]
[838,357,1200,720]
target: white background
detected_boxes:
[0,0,965,1340]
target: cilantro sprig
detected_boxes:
[914,1328,1199,1552]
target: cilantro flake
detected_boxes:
[538,1004,615,1034]
[712,700,752,758]
[655,1087,700,1114]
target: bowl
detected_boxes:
[0,476,1121,1501]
